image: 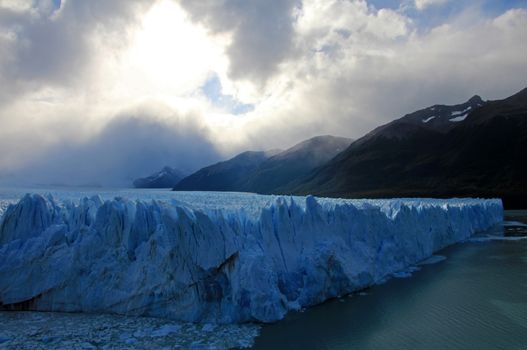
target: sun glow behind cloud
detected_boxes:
[109,0,229,111]
[91,0,265,154]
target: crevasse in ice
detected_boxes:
[0,193,502,323]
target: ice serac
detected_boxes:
[0,194,502,323]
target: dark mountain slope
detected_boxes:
[240,135,352,193]
[291,88,527,208]
[174,135,352,194]
[356,94,485,144]
[133,166,186,188]
[173,151,277,191]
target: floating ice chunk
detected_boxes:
[469,235,527,243]
[124,338,138,345]
[392,266,421,278]
[392,271,413,278]
[503,221,527,228]
[418,255,447,265]
[202,323,216,332]
[151,325,182,337]
[0,335,12,344]
[0,310,260,349]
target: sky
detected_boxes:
[0,0,526,186]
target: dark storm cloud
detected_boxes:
[7,110,220,187]
[180,0,299,84]
[0,0,151,103]
[0,0,224,187]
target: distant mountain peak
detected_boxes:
[174,135,352,194]
[468,95,484,104]
[133,166,186,188]
[358,92,491,144]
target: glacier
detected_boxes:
[0,192,502,323]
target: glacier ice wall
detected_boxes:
[0,194,502,323]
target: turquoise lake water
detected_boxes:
[251,211,527,350]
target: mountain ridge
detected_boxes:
[288,87,527,208]
[173,150,279,192]
[174,135,352,194]
[133,166,186,188]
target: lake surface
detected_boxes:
[251,210,527,350]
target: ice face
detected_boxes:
[0,193,503,323]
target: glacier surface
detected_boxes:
[0,192,502,323]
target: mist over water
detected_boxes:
[252,211,527,350]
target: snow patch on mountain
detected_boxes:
[451,106,472,116]
[450,113,469,122]
[422,116,436,123]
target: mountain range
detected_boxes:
[173,135,352,193]
[168,87,526,208]
[291,87,527,208]
[133,166,186,188]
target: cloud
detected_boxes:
[2,105,220,187]
[0,0,33,12]
[224,2,527,150]
[414,0,449,11]
[179,0,299,85]
[0,0,526,187]
[0,0,151,104]
[0,0,223,186]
